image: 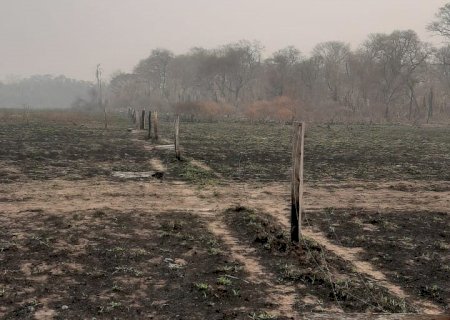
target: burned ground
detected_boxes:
[0,110,449,319]
[307,209,450,309]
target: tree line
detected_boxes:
[0,75,93,109]
[108,4,450,123]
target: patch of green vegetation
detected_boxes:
[195,282,209,291]
[207,247,222,255]
[217,276,232,286]
[179,161,217,185]
[194,282,209,298]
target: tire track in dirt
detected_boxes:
[232,185,445,315]
[203,215,298,318]
[189,159,224,179]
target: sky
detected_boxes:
[0,0,448,82]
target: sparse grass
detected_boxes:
[434,241,449,250]
[215,264,243,273]
[420,285,442,299]
[111,283,123,292]
[226,206,417,313]
[30,234,52,247]
[249,311,276,320]
[98,301,122,314]
[308,208,450,307]
[112,266,143,277]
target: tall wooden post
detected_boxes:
[148,111,152,139]
[174,115,181,160]
[153,111,159,141]
[291,122,305,243]
[140,110,145,130]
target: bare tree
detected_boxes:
[266,46,302,97]
[363,31,430,120]
[96,64,107,129]
[428,3,450,39]
[313,41,350,103]
[134,49,174,102]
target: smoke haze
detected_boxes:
[0,0,447,81]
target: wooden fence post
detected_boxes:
[135,109,139,128]
[148,110,152,139]
[291,122,305,243]
[153,111,159,141]
[103,100,108,129]
[140,110,145,130]
[174,115,181,160]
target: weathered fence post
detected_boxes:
[140,110,145,130]
[148,110,152,139]
[23,105,30,125]
[103,100,108,129]
[135,109,139,128]
[291,122,305,243]
[174,115,181,160]
[153,111,159,141]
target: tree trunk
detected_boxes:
[384,103,390,122]
[427,88,434,124]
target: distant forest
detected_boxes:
[108,30,450,123]
[0,75,93,109]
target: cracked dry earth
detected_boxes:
[1,172,449,319]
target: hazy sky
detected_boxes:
[0,0,448,81]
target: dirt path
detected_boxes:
[197,180,449,213]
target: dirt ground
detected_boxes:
[0,113,449,319]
